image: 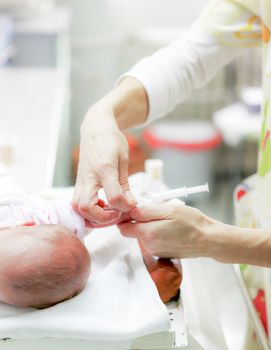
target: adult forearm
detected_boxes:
[122,25,242,124]
[119,201,271,267]
[209,222,271,267]
[76,79,144,221]
[93,77,149,130]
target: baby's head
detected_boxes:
[0,225,91,308]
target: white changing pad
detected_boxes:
[0,226,170,341]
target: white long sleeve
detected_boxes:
[123,0,261,123]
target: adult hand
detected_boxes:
[118,200,214,259]
[73,103,136,226]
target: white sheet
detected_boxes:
[0,225,170,341]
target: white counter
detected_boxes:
[0,67,68,190]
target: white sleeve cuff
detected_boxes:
[118,59,173,125]
[116,22,242,126]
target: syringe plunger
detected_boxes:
[149,183,209,203]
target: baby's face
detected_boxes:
[0,224,91,308]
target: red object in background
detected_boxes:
[236,189,247,201]
[123,133,148,175]
[253,289,268,336]
[143,128,222,152]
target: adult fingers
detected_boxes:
[118,221,147,238]
[100,165,136,212]
[119,153,137,204]
[73,179,120,224]
[131,199,185,222]
[118,154,130,193]
[130,204,172,222]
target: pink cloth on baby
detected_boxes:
[0,194,86,240]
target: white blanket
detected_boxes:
[0,225,170,341]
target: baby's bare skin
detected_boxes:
[0,181,182,308]
[0,225,91,308]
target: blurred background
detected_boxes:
[0,0,262,224]
[1,2,269,348]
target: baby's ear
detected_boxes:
[21,221,36,227]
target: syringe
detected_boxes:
[137,183,209,206]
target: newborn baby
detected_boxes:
[0,172,182,308]
[0,173,91,308]
[0,224,90,309]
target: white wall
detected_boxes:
[108,0,209,31]
[56,0,111,35]
[58,0,209,34]
[55,0,210,148]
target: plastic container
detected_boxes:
[143,121,222,189]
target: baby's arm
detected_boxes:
[139,242,182,303]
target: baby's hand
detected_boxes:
[85,211,132,229]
